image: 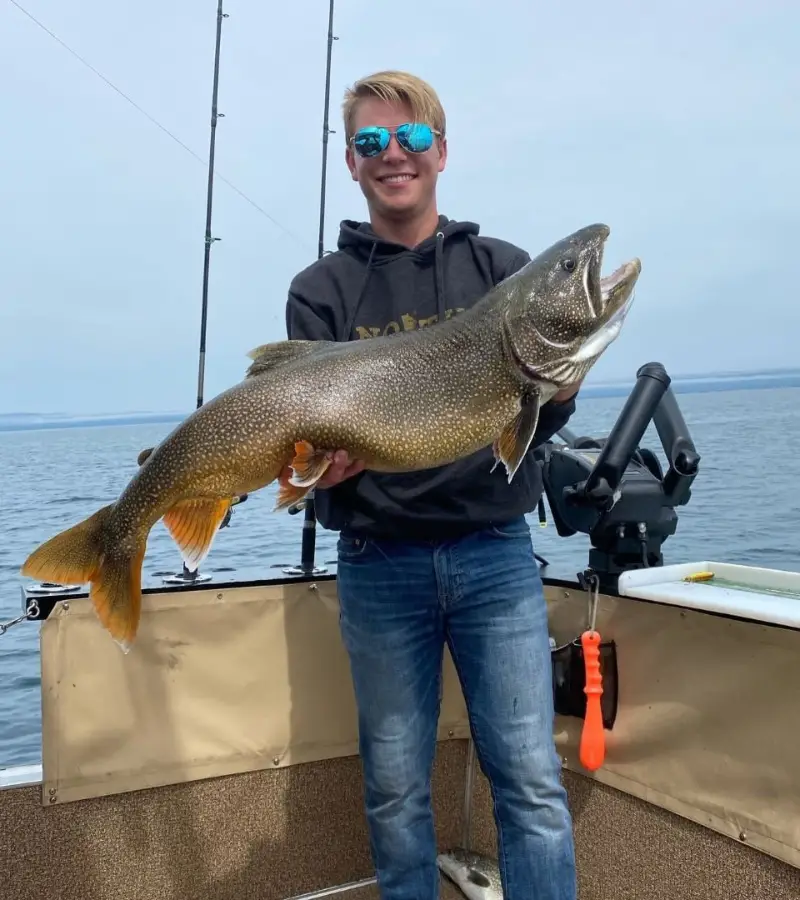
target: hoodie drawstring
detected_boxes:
[343,241,378,339]
[434,230,446,325]
[342,228,448,340]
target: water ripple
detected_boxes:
[1,391,799,766]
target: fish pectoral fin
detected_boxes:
[288,440,332,488]
[245,339,334,379]
[272,441,333,512]
[161,497,233,572]
[273,480,313,512]
[492,391,541,482]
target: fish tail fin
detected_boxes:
[87,545,147,653]
[161,497,233,572]
[20,504,145,651]
[21,503,113,587]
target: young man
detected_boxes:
[285,70,579,900]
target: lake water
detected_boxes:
[1,386,799,768]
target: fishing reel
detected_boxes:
[536,362,701,593]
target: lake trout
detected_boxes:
[437,849,503,900]
[21,223,640,651]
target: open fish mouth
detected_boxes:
[579,225,641,323]
[600,258,642,315]
[572,256,642,365]
[583,247,603,319]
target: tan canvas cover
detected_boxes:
[38,578,800,870]
[547,586,800,870]
[39,580,470,805]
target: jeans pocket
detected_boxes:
[488,516,532,539]
[337,533,371,562]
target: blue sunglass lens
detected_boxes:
[397,123,433,152]
[353,126,390,157]
[353,123,434,157]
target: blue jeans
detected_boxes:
[336,516,576,900]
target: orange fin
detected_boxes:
[21,503,112,586]
[490,391,541,482]
[274,480,314,512]
[21,503,145,652]
[271,442,333,512]
[288,440,332,488]
[161,497,232,571]
[88,543,147,653]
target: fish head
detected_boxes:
[500,223,641,389]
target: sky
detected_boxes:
[1,0,798,415]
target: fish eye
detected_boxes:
[561,257,576,272]
[467,870,492,888]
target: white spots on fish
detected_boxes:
[437,850,503,900]
[122,227,633,521]
[275,324,525,470]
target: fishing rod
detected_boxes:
[316,0,338,263]
[169,0,336,583]
[164,0,229,586]
[196,0,226,411]
[289,0,338,578]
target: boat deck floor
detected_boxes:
[348,876,462,899]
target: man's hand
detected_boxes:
[551,380,582,403]
[279,450,366,493]
[317,450,366,488]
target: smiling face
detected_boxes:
[345,95,447,226]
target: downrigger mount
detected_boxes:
[535,361,701,593]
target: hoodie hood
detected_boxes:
[336,216,481,337]
[337,214,480,259]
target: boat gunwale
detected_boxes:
[22,562,800,634]
[5,560,800,792]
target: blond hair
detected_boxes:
[341,70,446,143]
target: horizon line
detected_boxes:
[2,369,799,431]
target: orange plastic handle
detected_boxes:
[579,629,605,771]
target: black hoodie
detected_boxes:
[284,214,577,540]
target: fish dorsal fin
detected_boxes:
[137,446,154,466]
[245,339,333,378]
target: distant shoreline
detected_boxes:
[2,371,799,434]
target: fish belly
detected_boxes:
[295,389,519,473]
